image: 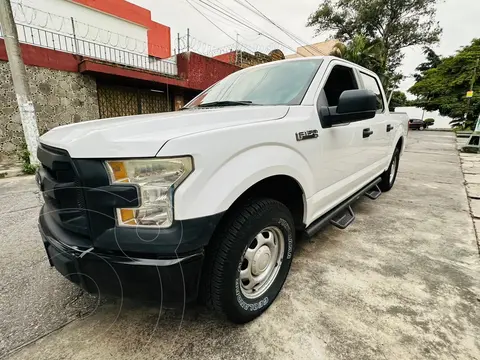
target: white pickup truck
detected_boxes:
[36,56,408,323]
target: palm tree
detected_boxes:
[331,34,385,78]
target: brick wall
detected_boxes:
[0,61,99,162]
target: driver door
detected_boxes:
[309,61,377,220]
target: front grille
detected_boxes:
[37,144,89,236]
[74,176,86,210]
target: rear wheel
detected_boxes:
[203,198,295,323]
[379,147,400,192]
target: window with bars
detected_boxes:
[97,84,169,118]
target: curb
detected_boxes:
[0,167,24,179]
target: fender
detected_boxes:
[384,121,406,172]
[172,144,315,221]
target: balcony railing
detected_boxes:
[1,23,178,76]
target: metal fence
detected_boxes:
[0,23,178,76]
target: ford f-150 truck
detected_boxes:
[36,56,408,323]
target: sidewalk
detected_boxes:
[458,137,480,251]
[0,160,23,179]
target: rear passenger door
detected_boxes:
[357,71,390,164]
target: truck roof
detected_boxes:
[237,55,380,81]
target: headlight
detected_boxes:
[105,157,193,228]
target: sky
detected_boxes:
[129,0,480,97]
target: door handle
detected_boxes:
[363,128,373,138]
[386,124,394,132]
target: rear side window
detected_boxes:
[360,73,384,112]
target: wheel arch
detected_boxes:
[396,135,405,155]
[224,174,307,230]
[396,136,404,150]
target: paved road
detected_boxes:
[1,131,479,359]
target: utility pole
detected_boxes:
[465,58,479,124]
[387,89,395,107]
[0,0,39,164]
[470,58,479,93]
[462,58,480,152]
[471,58,479,128]
[71,17,79,54]
[235,32,239,65]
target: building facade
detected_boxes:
[214,49,285,68]
[284,40,340,58]
[0,0,241,162]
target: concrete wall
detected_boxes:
[0,61,99,162]
[6,0,175,74]
[13,0,172,59]
[69,0,171,58]
[14,0,149,54]
[177,52,241,90]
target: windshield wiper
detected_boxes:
[195,100,253,108]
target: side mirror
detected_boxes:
[320,89,377,127]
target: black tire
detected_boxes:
[202,198,295,323]
[379,147,400,192]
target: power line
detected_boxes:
[236,0,314,55]
[239,33,262,42]
[195,0,288,48]
[185,0,256,54]
[192,0,299,54]
[192,0,249,34]
[202,0,299,53]
[236,0,325,56]
[208,0,260,33]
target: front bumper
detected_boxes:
[39,205,223,304]
[36,143,224,304]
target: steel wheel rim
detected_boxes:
[238,226,285,299]
[390,157,397,184]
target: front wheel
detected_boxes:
[379,147,400,192]
[203,198,295,323]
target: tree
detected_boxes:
[413,47,442,81]
[330,34,384,75]
[409,39,480,129]
[307,0,442,90]
[389,91,407,111]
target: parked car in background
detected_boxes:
[409,118,427,130]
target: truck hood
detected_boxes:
[40,106,289,158]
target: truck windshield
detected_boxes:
[185,59,323,108]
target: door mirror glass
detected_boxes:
[320,89,377,127]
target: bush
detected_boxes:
[424,118,435,126]
[18,142,38,175]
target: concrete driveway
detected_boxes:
[1,131,479,360]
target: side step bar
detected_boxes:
[365,184,382,200]
[330,206,355,229]
[304,177,381,237]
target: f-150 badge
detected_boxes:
[295,130,318,141]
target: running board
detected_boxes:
[365,184,382,200]
[304,177,381,238]
[330,206,355,229]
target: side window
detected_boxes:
[322,65,359,106]
[360,73,384,112]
